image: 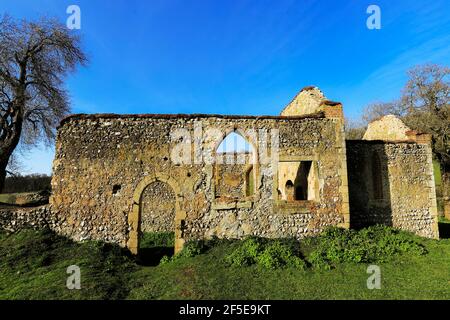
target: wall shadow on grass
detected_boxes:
[137,247,174,266]
[137,232,175,266]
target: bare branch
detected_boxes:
[0,14,86,190]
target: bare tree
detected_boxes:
[360,66,449,152]
[361,100,407,124]
[360,63,450,191]
[6,151,23,176]
[344,117,366,140]
[401,64,450,168]
[0,15,87,191]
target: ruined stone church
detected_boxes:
[49,87,439,253]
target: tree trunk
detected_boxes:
[0,136,21,193]
[0,133,22,193]
[0,109,24,193]
[0,86,25,193]
[0,156,9,193]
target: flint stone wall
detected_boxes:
[215,163,249,199]
[50,113,349,250]
[0,205,60,232]
[347,140,439,238]
[140,181,176,233]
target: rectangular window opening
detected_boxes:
[278,161,318,202]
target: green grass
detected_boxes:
[433,160,442,186]
[140,231,174,248]
[433,160,444,215]
[439,216,450,223]
[0,229,135,299]
[0,192,48,206]
[0,193,17,204]
[0,227,449,300]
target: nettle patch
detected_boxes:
[304,225,427,269]
[224,237,306,269]
[158,225,427,270]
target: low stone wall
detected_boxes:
[0,205,58,232]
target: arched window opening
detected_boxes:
[285,180,295,201]
[214,131,256,200]
[217,131,252,154]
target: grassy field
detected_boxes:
[433,160,445,214]
[0,225,449,300]
[0,191,48,206]
[433,160,442,187]
[0,193,20,204]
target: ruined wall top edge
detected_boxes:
[59,112,327,128]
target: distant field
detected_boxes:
[0,192,48,206]
[0,226,449,300]
[0,193,17,204]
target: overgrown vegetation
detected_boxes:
[224,237,306,269]
[161,226,426,271]
[160,241,207,264]
[140,232,174,248]
[1,226,449,299]
[304,226,426,269]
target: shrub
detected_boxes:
[176,241,207,258]
[159,255,171,265]
[307,225,427,269]
[3,174,51,193]
[225,237,306,270]
[307,250,332,270]
[140,232,174,249]
[257,241,306,269]
[224,237,262,267]
[159,240,207,265]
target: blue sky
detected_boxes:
[1,0,450,174]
